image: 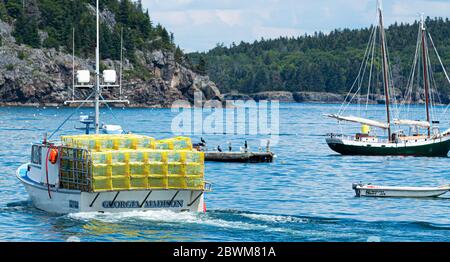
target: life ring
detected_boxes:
[49,148,59,165]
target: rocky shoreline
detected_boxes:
[222,91,448,105]
[0,18,222,108]
[1,90,444,108]
[223,91,380,104]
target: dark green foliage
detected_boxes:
[4,0,21,19]
[174,46,183,63]
[0,1,8,21]
[13,11,40,48]
[17,50,26,60]
[191,17,450,96]
[2,0,179,62]
[195,55,207,76]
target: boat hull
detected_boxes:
[17,164,205,214]
[326,136,450,157]
[354,185,450,198]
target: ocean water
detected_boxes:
[1,103,450,242]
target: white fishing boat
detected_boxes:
[353,183,450,198]
[325,1,450,157]
[15,0,210,215]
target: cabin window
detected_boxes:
[31,145,42,165]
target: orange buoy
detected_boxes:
[49,148,58,165]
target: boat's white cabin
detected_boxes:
[28,143,61,187]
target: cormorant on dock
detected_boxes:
[199,140,275,163]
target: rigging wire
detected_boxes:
[339,22,378,116]
[402,25,422,120]
[426,37,438,123]
[429,33,450,86]
[427,33,450,123]
[99,93,128,134]
[48,92,95,140]
[357,26,376,117]
[382,29,399,122]
[365,25,377,113]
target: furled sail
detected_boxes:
[325,114,389,129]
[393,119,431,128]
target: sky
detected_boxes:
[141,0,450,53]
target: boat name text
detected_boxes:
[102,200,184,209]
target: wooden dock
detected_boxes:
[204,152,275,163]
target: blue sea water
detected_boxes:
[0,103,450,242]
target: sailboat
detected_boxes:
[15,0,210,214]
[325,2,450,157]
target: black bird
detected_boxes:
[200,137,207,147]
[217,146,223,152]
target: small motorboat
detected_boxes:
[102,124,124,134]
[353,183,450,198]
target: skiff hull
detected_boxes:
[354,184,450,198]
[326,136,450,157]
[16,164,205,214]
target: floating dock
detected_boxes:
[204,152,275,163]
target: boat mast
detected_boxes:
[120,27,123,100]
[63,0,129,135]
[378,2,392,141]
[420,14,431,136]
[95,0,101,134]
[72,27,75,101]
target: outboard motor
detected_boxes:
[352,183,363,197]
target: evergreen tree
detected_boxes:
[196,56,207,75]
[190,17,450,97]
[13,12,40,48]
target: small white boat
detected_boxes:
[102,124,124,134]
[353,183,450,198]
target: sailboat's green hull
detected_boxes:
[327,139,450,157]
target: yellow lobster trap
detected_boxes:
[60,135,205,192]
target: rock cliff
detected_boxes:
[0,20,221,108]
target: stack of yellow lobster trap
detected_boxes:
[59,134,205,192]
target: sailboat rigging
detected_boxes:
[325,2,450,157]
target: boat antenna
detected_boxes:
[63,0,129,137]
[95,0,101,134]
[378,1,392,141]
[72,27,75,101]
[120,26,123,100]
[420,13,432,136]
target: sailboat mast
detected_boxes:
[378,5,392,141]
[421,15,431,136]
[95,0,101,134]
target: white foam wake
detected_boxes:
[68,210,269,231]
[241,213,309,224]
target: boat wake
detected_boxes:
[66,209,340,237]
[68,210,271,231]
